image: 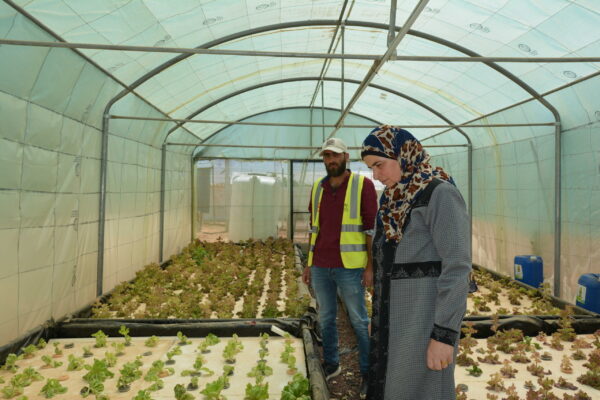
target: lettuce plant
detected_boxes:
[92,330,108,348]
[177,331,191,346]
[174,384,194,400]
[67,354,85,371]
[2,354,20,373]
[40,378,67,398]
[133,390,154,400]
[119,325,132,346]
[201,376,226,400]
[244,382,268,400]
[281,373,310,400]
[144,336,159,347]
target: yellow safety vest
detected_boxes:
[307,172,368,269]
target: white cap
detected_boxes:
[319,137,348,155]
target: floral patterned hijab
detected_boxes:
[361,125,455,243]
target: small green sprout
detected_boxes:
[92,330,108,348]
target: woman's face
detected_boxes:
[363,154,401,187]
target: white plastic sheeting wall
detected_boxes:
[0,7,194,346]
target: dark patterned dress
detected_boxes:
[366,181,471,400]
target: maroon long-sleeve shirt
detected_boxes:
[308,170,378,268]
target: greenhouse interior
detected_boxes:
[1,0,600,399]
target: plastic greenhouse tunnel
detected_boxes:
[1,1,600,399]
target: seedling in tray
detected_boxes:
[92,330,108,348]
[40,378,67,398]
[119,325,132,346]
[144,335,159,347]
[73,347,85,360]
[245,381,269,400]
[67,354,85,371]
[182,355,214,377]
[41,355,63,369]
[52,341,63,357]
[281,373,311,400]
[177,331,192,345]
[133,389,154,400]
[117,357,143,392]
[174,383,194,400]
[111,341,126,356]
[166,345,182,365]
[201,376,227,400]
[2,353,20,373]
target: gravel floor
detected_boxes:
[316,300,363,400]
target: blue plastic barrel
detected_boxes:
[514,255,543,288]
[576,274,600,314]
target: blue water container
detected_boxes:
[514,255,543,288]
[576,274,600,314]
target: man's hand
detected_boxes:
[426,339,454,371]
[302,266,311,285]
[362,267,373,288]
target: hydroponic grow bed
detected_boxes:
[0,331,309,400]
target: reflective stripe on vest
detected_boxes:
[307,172,368,269]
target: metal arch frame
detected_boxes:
[190,105,381,150]
[181,75,474,242]
[5,2,566,295]
[170,76,473,203]
[134,18,562,296]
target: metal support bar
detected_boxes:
[167,143,468,149]
[159,144,167,263]
[3,39,600,63]
[388,0,398,58]
[321,84,325,141]
[341,24,345,112]
[289,162,294,240]
[190,157,195,243]
[110,115,555,129]
[554,124,562,297]
[326,0,430,147]
[308,0,350,108]
[97,113,110,297]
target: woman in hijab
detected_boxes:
[361,125,471,400]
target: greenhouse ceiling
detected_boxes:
[1,0,600,159]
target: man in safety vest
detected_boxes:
[302,137,377,398]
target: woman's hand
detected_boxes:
[426,339,453,371]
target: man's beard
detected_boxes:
[326,160,346,177]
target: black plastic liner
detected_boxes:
[463,315,600,338]
[57,317,303,338]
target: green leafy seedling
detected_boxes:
[2,354,20,373]
[174,383,194,400]
[21,344,38,359]
[119,325,132,346]
[177,331,191,346]
[52,342,62,357]
[200,376,227,400]
[133,390,154,400]
[144,336,159,347]
[281,373,311,400]
[1,385,23,398]
[41,355,63,369]
[67,354,85,371]
[244,382,269,400]
[92,330,108,348]
[111,341,125,356]
[82,346,93,358]
[40,378,67,398]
